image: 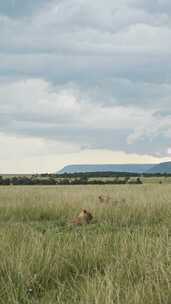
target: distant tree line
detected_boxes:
[0,175,143,185]
[1,171,171,186]
[36,172,171,178]
[56,171,140,178]
[143,173,171,177]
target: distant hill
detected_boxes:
[58,164,155,174]
[147,161,171,174]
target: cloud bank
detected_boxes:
[0,0,171,172]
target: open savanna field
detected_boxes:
[0,184,171,304]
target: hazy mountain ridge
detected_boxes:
[58,164,155,174]
[58,162,171,174]
[147,162,171,173]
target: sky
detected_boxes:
[0,0,171,173]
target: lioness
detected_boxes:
[72,209,93,225]
[98,195,110,204]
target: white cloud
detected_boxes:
[0,0,171,171]
[1,0,171,55]
[0,133,170,174]
[0,78,171,156]
[0,132,80,159]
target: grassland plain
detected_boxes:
[0,185,171,304]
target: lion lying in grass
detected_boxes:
[72,209,93,225]
[98,195,111,204]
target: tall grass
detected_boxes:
[0,184,171,303]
